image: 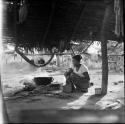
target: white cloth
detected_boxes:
[72,64,89,77]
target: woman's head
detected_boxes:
[72,55,82,66]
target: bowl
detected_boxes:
[95,88,101,95]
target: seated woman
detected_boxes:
[63,55,90,93]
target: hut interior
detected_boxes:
[3,0,124,53]
[1,1,124,122]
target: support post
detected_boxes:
[100,1,113,95]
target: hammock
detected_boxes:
[15,46,55,67]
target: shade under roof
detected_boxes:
[3,0,123,52]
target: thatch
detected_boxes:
[3,0,123,52]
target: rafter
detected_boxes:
[41,1,56,47]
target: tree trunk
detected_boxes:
[101,1,113,95]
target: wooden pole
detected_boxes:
[101,1,113,95]
[56,55,60,67]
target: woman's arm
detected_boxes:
[82,72,90,80]
[71,72,85,78]
[64,68,73,77]
[76,73,85,78]
[71,72,90,79]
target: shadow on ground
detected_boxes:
[83,94,105,108]
[8,107,125,123]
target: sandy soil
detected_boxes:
[1,60,124,123]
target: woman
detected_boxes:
[63,55,90,93]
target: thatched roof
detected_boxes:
[3,0,123,52]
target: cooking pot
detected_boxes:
[34,77,54,86]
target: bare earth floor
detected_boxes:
[1,62,124,123]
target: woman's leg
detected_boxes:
[70,74,89,92]
[63,77,75,93]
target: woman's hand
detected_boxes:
[64,68,73,77]
[64,71,68,77]
[71,72,85,78]
[78,74,85,78]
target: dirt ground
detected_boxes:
[1,61,124,123]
